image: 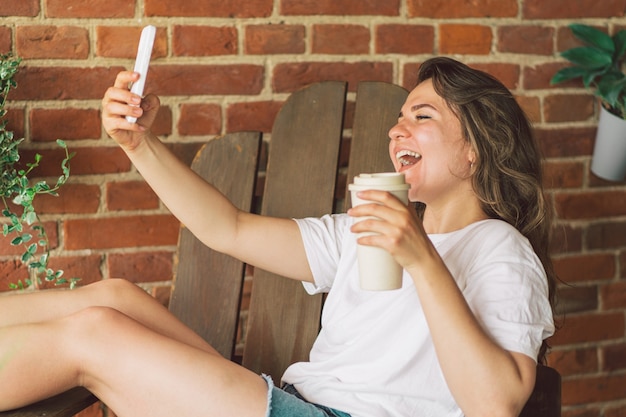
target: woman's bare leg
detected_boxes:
[0,318,80,408]
[0,279,216,354]
[0,306,268,417]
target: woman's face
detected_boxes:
[388,79,475,206]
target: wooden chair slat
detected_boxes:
[344,81,408,210]
[0,388,96,417]
[519,364,561,417]
[242,81,347,381]
[169,131,262,358]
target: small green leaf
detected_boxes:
[613,30,626,61]
[35,182,51,192]
[570,24,614,54]
[597,73,626,107]
[27,242,37,254]
[24,211,37,225]
[561,46,612,69]
[10,214,21,226]
[582,68,607,89]
[21,250,33,263]
[551,66,589,84]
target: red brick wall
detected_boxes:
[1,0,626,415]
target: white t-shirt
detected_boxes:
[282,214,554,417]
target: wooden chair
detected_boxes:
[1,81,561,417]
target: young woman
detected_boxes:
[0,57,555,417]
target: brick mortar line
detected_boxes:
[8,15,625,25]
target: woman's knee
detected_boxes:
[51,306,130,368]
[82,279,149,310]
[60,306,142,387]
[87,277,140,295]
[65,305,129,334]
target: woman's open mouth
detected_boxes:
[396,150,422,167]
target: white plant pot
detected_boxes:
[590,105,626,182]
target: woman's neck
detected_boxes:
[421,197,489,234]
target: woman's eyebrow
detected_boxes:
[399,103,437,118]
[410,103,436,112]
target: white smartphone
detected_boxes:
[126,25,156,123]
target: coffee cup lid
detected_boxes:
[351,172,409,186]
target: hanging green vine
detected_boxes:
[0,53,77,289]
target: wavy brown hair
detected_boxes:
[416,57,556,363]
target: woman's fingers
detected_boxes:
[104,86,141,108]
[349,197,409,238]
[103,71,143,118]
[103,99,142,121]
[102,71,158,135]
[113,70,140,89]
[348,190,427,268]
[348,191,407,223]
[102,98,144,136]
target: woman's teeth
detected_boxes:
[396,150,422,166]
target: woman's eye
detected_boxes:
[415,114,431,120]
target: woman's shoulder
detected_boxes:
[432,218,523,244]
[445,220,547,293]
[462,219,541,267]
[466,218,522,238]
[452,219,535,259]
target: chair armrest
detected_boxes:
[519,364,561,417]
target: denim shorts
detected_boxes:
[262,375,351,417]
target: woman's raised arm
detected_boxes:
[101,71,314,283]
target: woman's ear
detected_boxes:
[467,147,477,167]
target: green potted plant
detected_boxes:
[1,53,76,289]
[551,23,626,181]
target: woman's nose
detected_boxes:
[388,122,407,141]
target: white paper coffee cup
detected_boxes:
[348,173,410,291]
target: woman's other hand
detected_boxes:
[101,71,160,151]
